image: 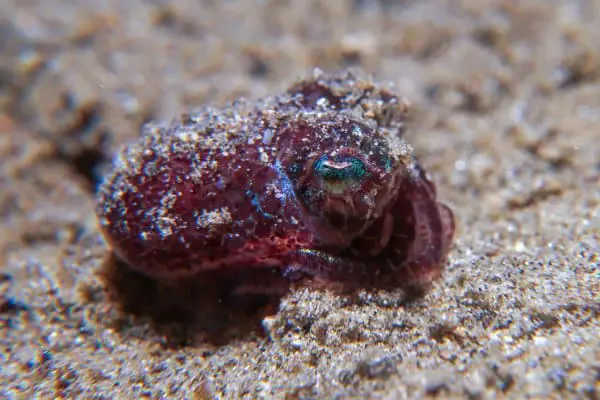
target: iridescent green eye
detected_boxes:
[313,155,367,190]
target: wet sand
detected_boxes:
[1,0,599,398]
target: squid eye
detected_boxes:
[313,155,367,185]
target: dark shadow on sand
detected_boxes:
[101,254,282,347]
[100,252,433,347]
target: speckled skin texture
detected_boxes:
[2,1,599,398]
[97,70,454,292]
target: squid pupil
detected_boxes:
[314,155,366,181]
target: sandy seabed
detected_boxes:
[1,0,599,398]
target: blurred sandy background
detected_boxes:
[0,0,598,398]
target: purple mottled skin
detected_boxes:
[97,69,455,294]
